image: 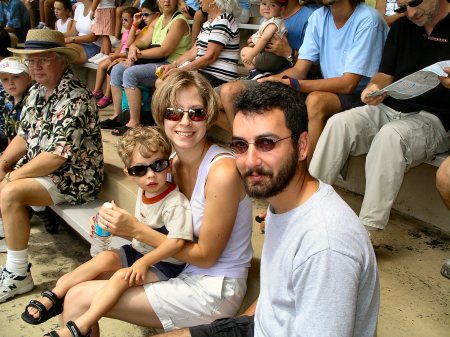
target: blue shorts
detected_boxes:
[81,42,101,59]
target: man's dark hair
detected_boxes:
[234,82,308,143]
[141,0,160,13]
[0,28,12,58]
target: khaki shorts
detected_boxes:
[34,177,66,205]
[144,274,247,331]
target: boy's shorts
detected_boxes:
[118,244,169,281]
[34,176,66,205]
[189,316,255,337]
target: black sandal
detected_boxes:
[22,290,64,325]
[66,320,92,337]
[43,332,60,337]
[100,115,122,129]
[111,125,132,136]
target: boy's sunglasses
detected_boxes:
[127,159,170,177]
[394,0,423,13]
[164,108,207,122]
[230,135,294,155]
[142,12,158,17]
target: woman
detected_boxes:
[108,0,191,136]
[64,0,101,64]
[45,71,252,337]
[160,0,241,87]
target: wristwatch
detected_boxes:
[286,49,295,63]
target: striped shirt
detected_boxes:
[195,13,240,82]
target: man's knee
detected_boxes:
[220,82,247,106]
[436,157,450,201]
[305,92,341,121]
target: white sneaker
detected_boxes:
[0,236,6,253]
[88,53,105,63]
[0,266,34,303]
[91,54,110,65]
[110,36,120,49]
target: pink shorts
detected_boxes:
[92,8,115,36]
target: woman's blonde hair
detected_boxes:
[117,126,172,168]
[152,71,219,129]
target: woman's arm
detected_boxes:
[179,41,223,72]
[138,18,189,59]
[66,32,98,44]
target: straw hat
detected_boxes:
[8,30,79,63]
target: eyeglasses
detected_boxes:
[24,57,56,67]
[127,159,170,177]
[394,0,423,13]
[142,12,158,17]
[230,135,294,154]
[164,108,207,122]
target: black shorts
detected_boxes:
[337,93,364,111]
[189,316,254,337]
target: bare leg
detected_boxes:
[110,85,123,119]
[437,156,450,208]
[44,0,55,27]
[65,43,89,64]
[104,80,112,98]
[101,35,112,55]
[124,87,142,127]
[27,250,122,319]
[94,60,110,92]
[115,6,125,39]
[219,81,248,132]
[305,91,342,162]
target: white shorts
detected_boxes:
[34,176,66,205]
[144,274,247,331]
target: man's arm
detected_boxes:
[0,135,28,180]
[5,152,66,182]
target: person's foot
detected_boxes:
[0,265,34,303]
[100,115,122,129]
[0,236,6,253]
[97,96,113,109]
[441,259,450,279]
[92,89,103,100]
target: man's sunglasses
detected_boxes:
[394,0,423,13]
[127,159,170,177]
[164,108,207,122]
[230,135,294,155]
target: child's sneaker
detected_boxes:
[92,89,103,99]
[97,96,113,109]
[88,53,105,63]
[92,54,110,64]
[0,265,34,303]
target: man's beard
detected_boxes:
[241,149,299,199]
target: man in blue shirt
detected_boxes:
[0,0,31,42]
[262,0,388,160]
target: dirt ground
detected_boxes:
[0,189,449,337]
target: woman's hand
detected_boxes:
[161,63,177,79]
[64,36,76,44]
[127,45,140,62]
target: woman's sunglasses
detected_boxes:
[394,0,423,13]
[164,108,207,122]
[127,159,170,177]
[230,135,294,155]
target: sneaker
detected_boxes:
[441,259,450,279]
[35,208,59,234]
[91,54,110,65]
[36,22,46,29]
[97,96,113,109]
[0,265,34,303]
[110,36,120,49]
[0,236,5,253]
[251,72,271,80]
[88,53,105,63]
[92,89,103,100]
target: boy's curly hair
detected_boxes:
[118,126,172,168]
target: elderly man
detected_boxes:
[309,0,449,235]
[154,82,379,337]
[0,30,104,302]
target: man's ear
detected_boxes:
[298,131,309,161]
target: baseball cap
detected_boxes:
[0,57,29,75]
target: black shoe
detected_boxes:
[35,208,59,234]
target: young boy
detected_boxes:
[22,127,193,336]
[0,57,32,152]
[240,0,289,79]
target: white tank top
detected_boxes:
[56,18,73,33]
[182,145,253,278]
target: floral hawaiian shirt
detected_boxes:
[0,88,29,140]
[17,68,104,204]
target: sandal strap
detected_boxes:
[66,320,91,337]
[25,300,48,321]
[41,290,59,306]
[44,331,60,337]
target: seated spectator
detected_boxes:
[88,0,116,61]
[0,0,31,42]
[37,0,56,28]
[375,0,406,26]
[0,57,32,152]
[218,0,318,132]
[261,0,388,160]
[240,0,290,79]
[22,126,193,337]
[0,27,12,61]
[108,0,191,136]
[0,29,104,302]
[152,81,379,337]
[91,6,140,109]
[309,0,449,237]
[160,0,241,87]
[54,71,252,335]
[54,0,74,35]
[65,0,101,64]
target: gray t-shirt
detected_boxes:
[254,181,379,337]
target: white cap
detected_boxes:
[0,57,29,75]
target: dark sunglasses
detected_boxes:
[164,108,207,122]
[394,0,423,13]
[142,12,157,17]
[230,135,294,155]
[127,159,170,177]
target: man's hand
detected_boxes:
[439,67,450,89]
[264,34,291,58]
[258,75,289,86]
[361,83,387,105]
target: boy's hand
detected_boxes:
[124,260,148,286]
[133,12,143,25]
